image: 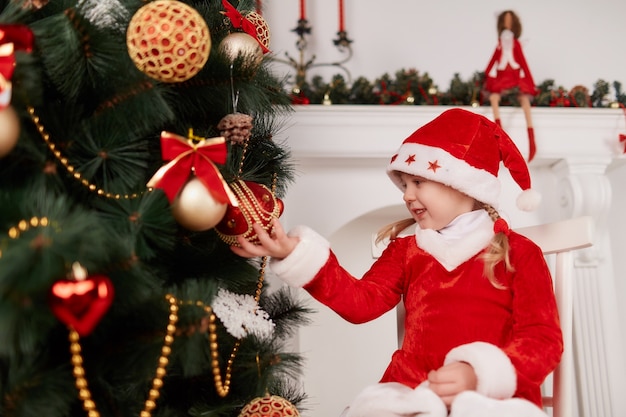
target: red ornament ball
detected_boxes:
[126,0,211,83]
[238,395,300,417]
[215,180,284,246]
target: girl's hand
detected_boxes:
[427,362,477,407]
[230,218,299,260]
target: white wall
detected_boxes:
[260,2,626,416]
[264,0,626,94]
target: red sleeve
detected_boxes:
[303,237,409,324]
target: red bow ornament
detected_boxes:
[147,131,237,206]
[222,0,270,54]
[0,24,34,108]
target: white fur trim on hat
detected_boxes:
[268,225,330,288]
[387,143,502,209]
[444,341,517,400]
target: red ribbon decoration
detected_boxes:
[0,24,34,107]
[221,0,270,54]
[147,131,238,206]
[493,218,511,236]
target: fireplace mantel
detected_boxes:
[274,105,626,417]
[280,105,625,168]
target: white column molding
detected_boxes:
[552,158,625,417]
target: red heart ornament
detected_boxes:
[49,275,114,336]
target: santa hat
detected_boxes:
[387,108,540,211]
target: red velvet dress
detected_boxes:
[484,30,537,96]
[301,230,562,408]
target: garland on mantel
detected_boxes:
[287,68,626,109]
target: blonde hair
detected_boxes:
[375,203,513,289]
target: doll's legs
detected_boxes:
[449,390,549,417]
[519,93,536,161]
[488,93,502,126]
[341,382,447,417]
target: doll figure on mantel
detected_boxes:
[484,10,538,162]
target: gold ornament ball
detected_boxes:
[0,106,20,158]
[245,11,271,50]
[238,395,300,417]
[171,177,228,231]
[219,32,263,70]
[126,0,211,83]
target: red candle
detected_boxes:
[300,0,306,20]
[338,0,345,32]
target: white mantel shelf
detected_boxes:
[279,105,626,171]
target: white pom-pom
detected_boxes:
[516,188,542,211]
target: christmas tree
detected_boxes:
[0,1,309,416]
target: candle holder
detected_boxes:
[271,18,353,92]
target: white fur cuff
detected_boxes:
[269,225,330,288]
[444,341,517,399]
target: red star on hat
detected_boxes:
[428,160,441,172]
[405,154,416,165]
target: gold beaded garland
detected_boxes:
[27,107,145,200]
[65,294,179,417]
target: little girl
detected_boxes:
[231,108,562,417]
[484,10,538,162]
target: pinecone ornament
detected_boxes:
[218,113,253,144]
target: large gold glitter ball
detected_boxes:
[238,395,300,417]
[218,32,263,70]
[126,0,211,83]
[172,177,228,231]
[245,11,270,51]
[0,106,20,158]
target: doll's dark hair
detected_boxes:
[497,10,522,39]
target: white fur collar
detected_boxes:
[414,210,494,271]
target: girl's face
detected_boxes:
[399,172,477,231]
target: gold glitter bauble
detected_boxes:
[172,177,228,231]
[0,106,20,158]
[238,395,300,417]
[126,0,211,83]
[245,11,270,51]
[218,32,263,70]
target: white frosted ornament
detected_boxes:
[0,106,20,158]
[171,177,228,231]
[219,32,263,70]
